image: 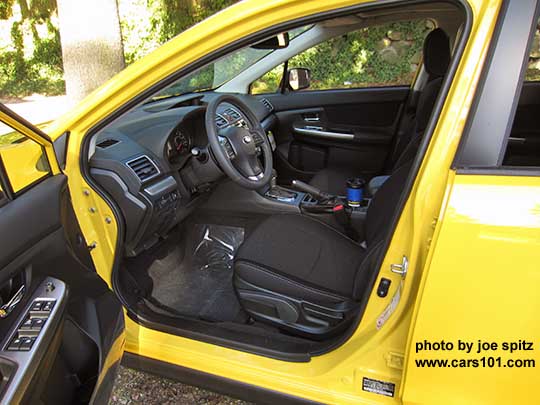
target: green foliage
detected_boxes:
[0,17,64,98]
[0,1,433,99]
[149,0,239,44]
[251,64,284,94]
[27,0,57,21]
[252,21,431,95]
[0,0,15,20]
[287,20,431,91]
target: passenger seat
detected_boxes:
[308,28,452,195]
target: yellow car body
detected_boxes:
[1,0,539,403]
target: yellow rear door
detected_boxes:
[403,1,540,403]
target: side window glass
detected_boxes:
[249,20,433,94]
[0,121,50,194]
[288,20,433,91]
[504,17,540,167]
[525,23,540,81]
[251,64,285,95]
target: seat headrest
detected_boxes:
[423,28,451,78]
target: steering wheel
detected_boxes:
[206,94,273,190]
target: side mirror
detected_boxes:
[251,32,290,50]
[288,68,311,91]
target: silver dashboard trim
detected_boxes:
[144,176,178,197]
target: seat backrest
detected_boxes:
[352,161,413,299]
[364,161,412,246]
[352,30,453,299]
[389,28,451,170]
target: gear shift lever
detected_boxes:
[265,169,298,203]
[290,180,332,202]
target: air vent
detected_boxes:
[223,107,242,120]
[97,139,119,149]
[260,98,274,112]
[126,155,159,183]
[215,115,228,128]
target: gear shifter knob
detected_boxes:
[291,180,331,201]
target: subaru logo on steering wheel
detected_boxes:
[242,135,253,144]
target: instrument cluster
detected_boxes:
[166,125,192,163]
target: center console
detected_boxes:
[263,179,371,240]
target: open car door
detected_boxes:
[0,104,124,404]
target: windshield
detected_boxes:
[151,25,313,101]
[153,47,275,101]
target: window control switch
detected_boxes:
[31,318,46,331]
[7,337,22,351]
[19,337,35,351]
[18,317,34,332]
[42,301,54,312]
[30,299,55,317]
[30,301,43,312]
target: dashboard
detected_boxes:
[88,92,276,256]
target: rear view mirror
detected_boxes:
[251,32,290,50]
[288,68,311,91]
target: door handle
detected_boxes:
[293,126,354,141]
[303,112,320,122]
[508,137,526,144]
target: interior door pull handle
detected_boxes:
[0,285,25,318]
[304,116,320,122]
[293,126,355,140]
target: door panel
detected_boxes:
[265,87,409,183]
[0,174,124,404]
[505,81,540,166]
[403,174,540,404]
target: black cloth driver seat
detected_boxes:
[233,162,412,339]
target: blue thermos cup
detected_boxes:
[346,178,365,207]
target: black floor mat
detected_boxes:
[125,214,265,323]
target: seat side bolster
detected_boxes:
[235,260,350,303]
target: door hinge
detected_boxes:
[390,256,408,278]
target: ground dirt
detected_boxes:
[109,365,254,405]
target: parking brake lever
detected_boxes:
[291,180,332,202]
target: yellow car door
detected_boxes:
[0,105,125,404]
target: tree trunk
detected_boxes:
[56,0,125,103]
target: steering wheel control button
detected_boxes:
[252,132,264,144]
[377,278,392,298]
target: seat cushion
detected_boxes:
[309,167,362,196]
[234,214,365,299]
